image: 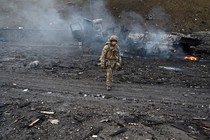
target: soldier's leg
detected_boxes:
[106,67,113,90]
[111,68,114,82]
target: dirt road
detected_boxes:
[0,44,210,140]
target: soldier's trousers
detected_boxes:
[106,67,113,87]
[105,60,117,87]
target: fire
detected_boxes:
[184,55,198,61]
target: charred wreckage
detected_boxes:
[0,18,209,60]
[70,18,207,60]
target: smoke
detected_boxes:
[62,0,116,42]
[0,0,64,29]
[117,6,174,58]
[119,11,145,33]
[0,0,73,44]
[0,0,176,58]
[0,0,116,45]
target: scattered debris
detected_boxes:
[83,126,103,139]
[159,66,182,71]
[18,27,23,30]
[192,117,208,120]
[28,115,46,127]
[73,115,85,123]
[203,127,210,131]
[92,135,98,138]
[18,101,31,108]
[78,72,84,75]
[10,116,25,125]
[139,115,166,126]
[50,119,60,125]
[124,115,140,124]
[100,119,110,123]
[0,30,209,139]
[29,118,40,127]
[201,122,210,131]
[116,111,128,116]
[23,89,29,92]
[109,127,127,137]
[29,60,40,69]
[40,111,55,115]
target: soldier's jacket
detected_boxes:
[100,42,122,68]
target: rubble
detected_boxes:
[18,101,31,108]
[83,126,103,139]
[50,119,60,125]
[109,127,127,137]
[29,60,40,69]
[0,36,209,140]
[0,0,209,139]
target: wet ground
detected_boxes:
[0,44,210,140]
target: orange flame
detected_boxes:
[184,55,198,61]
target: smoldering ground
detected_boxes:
[0,2,210,139]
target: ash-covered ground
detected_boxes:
[0,44,210,140]
[0,0,210,139]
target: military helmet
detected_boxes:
[109,35,118,42]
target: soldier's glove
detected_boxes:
[101,65,105,69]
[101,63,106,69]
[116,62,122,71]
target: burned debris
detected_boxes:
[69,19,207,59]
[1,23,207,61]
[118,29,209,60]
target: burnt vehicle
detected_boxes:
[0,22,201,58]
[70,18,114,54]
[70,19,202,58]
[120,29,201,58]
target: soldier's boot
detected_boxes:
[106,85,112,91]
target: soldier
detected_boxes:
[100,35,122,91]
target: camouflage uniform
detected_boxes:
[100,35,122,91]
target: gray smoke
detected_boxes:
[0,0,65,29]
[0,0,175,57]
[119,11,145,33]
[117,6,174,57]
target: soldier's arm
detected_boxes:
[100,45,109,67]
[118,46,122,65]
